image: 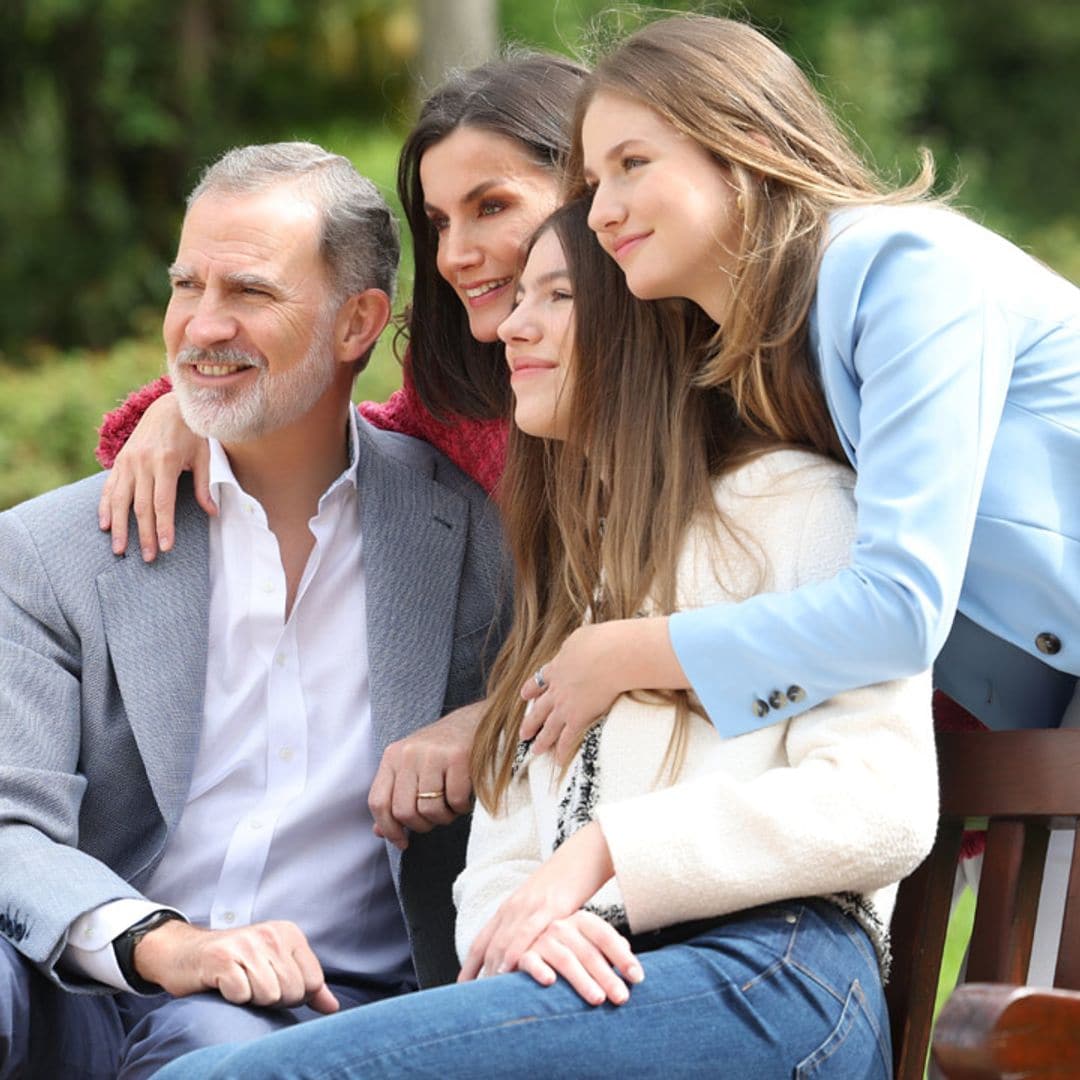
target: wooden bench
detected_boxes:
[887,729,1080,1078]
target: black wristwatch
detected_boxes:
[112,909,185,994]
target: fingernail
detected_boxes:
[142,547,154,562]
[524,700,534,716]
[159,536,172,552]
[496,963,509,975]
[626,963,644,983]
[612,986,628,1004]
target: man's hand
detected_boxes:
[132,918,338,1014]
[98,392,214,562]
[369,699,485,850]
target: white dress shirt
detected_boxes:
[65,410,412,990]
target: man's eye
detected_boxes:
[479,201,506,218]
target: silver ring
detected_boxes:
[534,667,548,691]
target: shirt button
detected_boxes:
[786,685,806,703]
[278,746,294,762]
[768,690,785,710]
[785,913,797,925]
[223,911,236,924]
[275,654,286,667]
[262,581,275,594]
[1035,632,1062,656]
[752,699,770,718]
[250,818,264,830]
[83,926,95,938]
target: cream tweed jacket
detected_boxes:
[454,449,938,971]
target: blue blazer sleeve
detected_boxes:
[670,205,1069,737]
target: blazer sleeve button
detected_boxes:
[752,699,771,718]
[768,690,785,710]
[1035,632,1062,656]
[786,685,806,703]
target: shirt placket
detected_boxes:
[210,497,309,930]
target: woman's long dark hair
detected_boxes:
[398,52,589,421]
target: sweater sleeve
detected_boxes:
[95,376,173,468]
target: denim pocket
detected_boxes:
[794,979,889,1078]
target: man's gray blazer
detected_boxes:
[0,418,509,991]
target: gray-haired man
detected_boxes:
[0,143,506,1078]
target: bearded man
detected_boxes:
[0,143,506,1079]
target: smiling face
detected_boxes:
[581,92,744,325]
[419,126,561,343]
[497,229,575,441]
[163,184,341,444]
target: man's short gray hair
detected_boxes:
[189,142,399,302]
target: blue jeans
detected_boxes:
[0,940,408,1080]
[156,900,891,1079]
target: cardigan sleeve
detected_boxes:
[668,207,1017,738]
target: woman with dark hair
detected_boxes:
[96,51,587,544]
[91,49,587,856]
[155,198,933,1079]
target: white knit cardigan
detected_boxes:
[454,449,938,972]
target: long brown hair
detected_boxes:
[472,198,753,812]
[398,52,589,421]
[565,15,939,459]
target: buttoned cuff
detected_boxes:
[62,899,186,993]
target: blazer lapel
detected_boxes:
[357,427,469,758]
[97,488,209,830]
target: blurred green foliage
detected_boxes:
[2,0,1078,508]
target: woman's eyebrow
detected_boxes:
[424,178,509,216]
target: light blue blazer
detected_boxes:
[670,204,1080,737]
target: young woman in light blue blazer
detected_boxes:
[519,14,1079,762]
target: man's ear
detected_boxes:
[333,288,392,368]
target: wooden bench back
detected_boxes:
[887,729,1080,1079]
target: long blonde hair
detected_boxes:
[565,14,938,456]
[471,198,758,813]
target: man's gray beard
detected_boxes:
[169,320,336,444]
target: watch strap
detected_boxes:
[112,909,184,994]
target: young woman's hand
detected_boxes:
[520,618,689,762]
[514,910,643,1005]
[98,393,214,561]
[457,821,627,995]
